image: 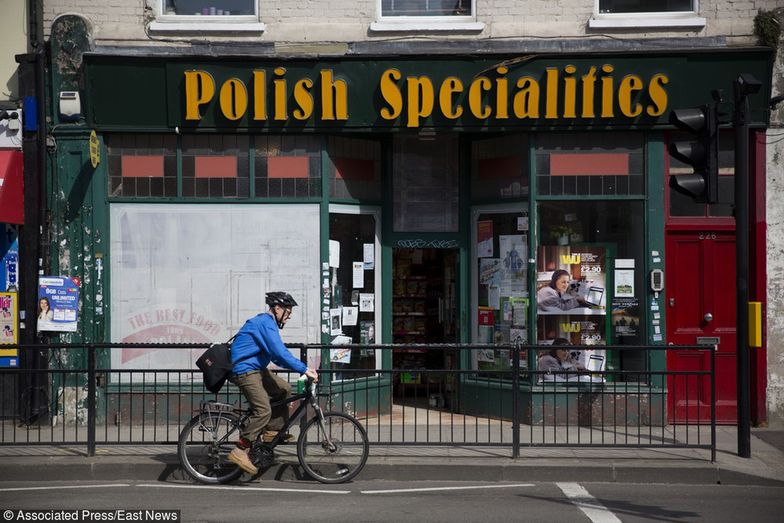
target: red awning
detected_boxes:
[0,150,23,224]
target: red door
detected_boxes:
[666,230,737,423]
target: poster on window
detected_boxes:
[535,245,606,316]
[477,220,494,258]
[612,297,640,339]
[37,276,79,332]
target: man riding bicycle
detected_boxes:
[228,291,319,475]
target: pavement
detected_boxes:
[0,426,782,486]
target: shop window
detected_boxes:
[471,207,529,372]
[328,137,382,201]
[668,130,735,218]
[589,0,705,29]
[254,136,321,199]
[107,134,177,198]
[109,203,321,379]
[393,134,458,232]
[471,135,529,202]
[149,1,265,33]
[536,201,646,376]
[182,135,249,198]
[328,209,380,378]
[535,133,644,196]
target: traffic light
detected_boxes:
[668,103,719,204]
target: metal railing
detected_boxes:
[0,343,715,461]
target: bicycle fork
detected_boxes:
[309,395,338,453]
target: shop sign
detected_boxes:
[183,63,668,128]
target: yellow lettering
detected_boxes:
[560,254,581,264]
[379,69,403,120]
[439,77,464,119]
[468,76,492,119]
[274,67,287,121]
[495,66,509,119]
[512,77,539,118]
[545,68,559,119]
[581,67,596,118]
[618,75,643,118]
[219,78,247,121]
[253,70,267,120]
[184,70,215,121]
[293,78,314,120]
[647,73,669,116]
[563,65,577,119]
[406,76,435,128]
[601,64,614,118]
[321,70,348,121]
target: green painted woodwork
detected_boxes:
[646,133,667,388]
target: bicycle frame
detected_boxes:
[203,381,326,449]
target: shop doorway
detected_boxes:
[392,248,458,409]
[666,229,737,423]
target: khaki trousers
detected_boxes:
[230,369,292,442]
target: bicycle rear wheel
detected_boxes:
[297,411,369,484]
[178,411,243,484]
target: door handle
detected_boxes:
[704,312,713,323]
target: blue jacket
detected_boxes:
[230,312,307,376]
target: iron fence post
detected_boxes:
[512,342,520,459]
[711,345,716,463]
[87,344,96,457]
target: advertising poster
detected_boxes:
[37,276,79,332]
[612,297,640,339]
[535,245,606,316]
[0,291,18,367]
[1,226,19,292]
[477,220,494,258]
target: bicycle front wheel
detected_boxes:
[178,411,244,484]
[297,411,369,484]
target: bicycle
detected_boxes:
[178,378,369,484]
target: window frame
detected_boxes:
[148,0,266,33]
[371,0,484,32]
[588,0,706,29]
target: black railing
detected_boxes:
[0,343,715,461]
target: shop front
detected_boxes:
[50,46,773,421]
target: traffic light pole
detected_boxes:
[733,75,757,459]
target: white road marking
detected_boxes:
[0,484,131,492]
[557,482,622,523]
[135,483,350,495]
[361,483,535,494]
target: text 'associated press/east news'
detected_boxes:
[2,510,180,522]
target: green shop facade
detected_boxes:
[47,33,773,424]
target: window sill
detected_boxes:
[588,15,706,29]
[370,21,485,33]
[148,20,266,33]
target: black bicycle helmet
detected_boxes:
[265,291,298,309]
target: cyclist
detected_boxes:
[228,291,319,475]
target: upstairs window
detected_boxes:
[589,0,705,28]
[372,0,483,32]
[150,0,265,33]
[599,0,693,14]
[162,0,255,16]
[381,0,473,17]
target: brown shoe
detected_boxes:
[262,430,295,443]
[228,447,258,475]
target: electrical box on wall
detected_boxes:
[0,109,23,149]
[59,91,82,120]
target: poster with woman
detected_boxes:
[535,246,606,316]
[37,276,79,332]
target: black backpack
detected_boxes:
[196,336,237,393]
